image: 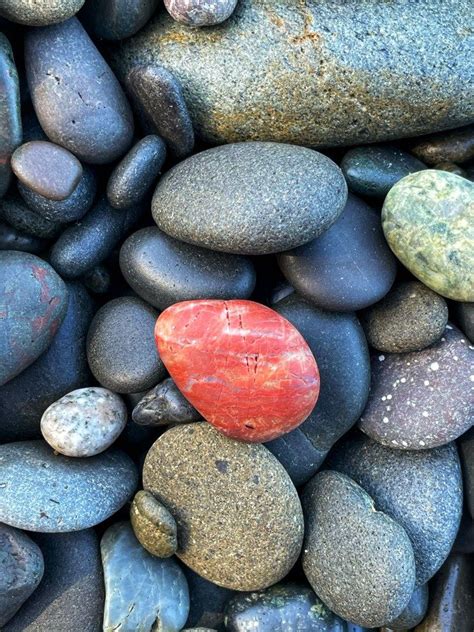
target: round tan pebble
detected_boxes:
[130,490,178,558]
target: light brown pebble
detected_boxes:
[130,490,178,558]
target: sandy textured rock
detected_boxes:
[130,490,178,557]
[0,0,85,25]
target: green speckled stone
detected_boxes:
[382,170,474,301]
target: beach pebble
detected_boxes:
[132,377,201,426]
[0,195,62,239]
[164,0,238,26]
[0,222,47,254]
[411,124,474,165]
[386,584,428,630]
[183,567,236,630]
[0,34,21,198]
[130,490,178,557]
[80,0,159,40]
[459,428,474,519]
[0,0,85,25]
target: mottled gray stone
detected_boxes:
[132,377,201,426]
[25,17,133,164]
[386,584,428,631]
[112,1,474,147]
[120,226,256,310]
[411,124,474,165]
[0,0,85,25]
[0,525,44,627]
[82,264,111,295]
[151,142,347,255]
[0,195,62,239]
[130,490,178,557]
[80,0,159,40]
[0,441,137,532]
[101,521,189,632]
[87,296,166,393]
[359,324,473,450]
[0,34,21,198]
[0,222,46,254]
[164,0,238,26]
[302,471,416,628]
[326,434,463,585]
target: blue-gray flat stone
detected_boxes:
[0,34,21,198]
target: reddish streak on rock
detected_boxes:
[155,299,320,442]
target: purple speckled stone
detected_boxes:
[164,0,238,26]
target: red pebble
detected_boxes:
[155,299,320,442]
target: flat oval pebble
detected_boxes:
[25,17,133,164]
[0,195,62,239]
[143,423,304,590]
[130,490,178,557]
[0,251,68,386]
[278,194,397,311]
[0,0,85,25]
[326,434,463,585]
[80,0,159,40]
[411,124,474,165]
[0,34,21,198]
[41,387,127,457]
[382,170,474,301]
[386,584,428,631]
[302,470,416,628]
[361,281,449,353]
[132,377,201,426]
[12,141,82,201]
[120,227,256,310]
[164,0,238,26]
[155,299,320,442]
[87,296,166,393]
[0,222,46,254]
[359,324,473,450]
[0,441,137,532]
[101,521,189,632]
[151,142,347,255]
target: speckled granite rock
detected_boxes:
[130,490,178,557]
[326,435,463,586]
[151,142,347,255]
[459,428,474,519]
[101,521,189,632]
[143,423,304,590]
[132,378,201,426]
[112,1,474,146]
[0,525,44,627]
[0,441,137,532]
[302,471,416,628]
[382,170,474,301]
[164,0,238,26]
[0,34,21,198]
[361,281,449,353]
[0,0,85,25]
[411,124,474,165]
[0,195,62,239]
[80,0,159,40]
[359,324,473,450]
[386,584,428,631]
[0,223,46,254]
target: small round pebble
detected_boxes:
[40,387,127,457]
[361,281,449,353]
[164,0,238,26]
[0,0,85,25]
[132,377,201,426]
[411,124,474,165]
[130,490,178,557]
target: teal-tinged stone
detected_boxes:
[0,34,21,198]
[382,170,474,301]
[101,521,189,632]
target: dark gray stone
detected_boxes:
[341,145,426,198]
[267,295,370,486]
[0,34,21,198]
[101,521,189,631]
[132,377,201,426]
[302,470,416,628]
[459,427,474,519]
[82,264,111,294]
[151,142,347,255]
[183,566,236,631]
[452,301,474,343]
[164,0,238,26]
[0,525,44,627]
[411,124,474,165]
[278,194,397,311]
[25,17,134,164]
[120,226,256,310]
[326,434,463,585]
[386,584,428,630]
[0,441,137,532]
[80,0,159,40]
[0,195,63,239]
[0,222,47,254]
[3,529,104,632]
[0,0,85,25]
[87,296,166,393]
[0,251,68,386]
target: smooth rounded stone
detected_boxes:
[3,529,104,632]
[434,161,467,177]
[278,194,397,312]
[0,525,44,627]
[152,142,347,255]
[382,170,474,301]
[302,471,416,628]
[0,222,47,254]
[360,281,449,353]
[359,324,473,450]
[0,195,63,239]
[132,377,201,426]
[113,1,474,147]
[11,141,82,202]
[341,146,426,198]
[0,441,137,532]
[183,566,235,631]
[18,166,97,224]
[50,196,144,279]
[452,301,474,343]
[0,251,68,386]
[80,0,159,40]
[82,264,111,294]
[267,294,370,486]
[25,17,134,164]
[0,282,94,442]
[143,423,304,590]
[459,428,474,519]
[164,0,237,26]
[0,0,85,25]
[125,64,195,158]
[120,227,256,310]
[411,124,474,165]
[0,34,21,198]
[40,387,127,457]
[101,521,189,632]
[386,584,428,631]
[87,296,165,393]
[107,136,166,210]
[414,553,474,632]
[224,583,346,632]
[130,490,177,557]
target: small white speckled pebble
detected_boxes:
[41,387,127,457]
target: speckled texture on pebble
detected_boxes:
[132,377,201,426]
[80,0,159,41]
[164,0,238,26]
[386,583,428,630]
[0,0,85,25]
[130,490,178,557]
[0,223,46,254]
[143,422,304,591]
[411,124,474,165]
[0,195,62,239]
[0,34,21,198]
[359,324,473,450]
[459,427,474,519]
